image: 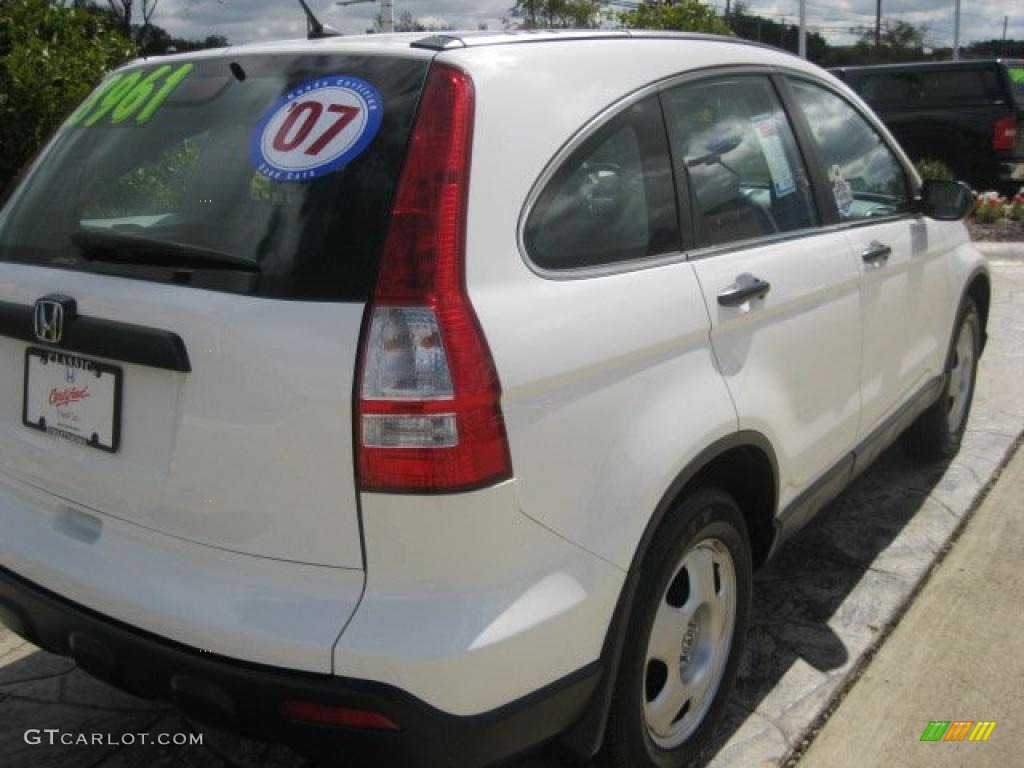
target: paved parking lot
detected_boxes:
[3,253,1023,768]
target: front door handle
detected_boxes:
[861,241,892,265]
[717,274,772,307]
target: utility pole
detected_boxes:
[875,0,881,47]
[799,0,807,59]
[1003,15,1009,41]
[337,0,392,32]
[953,0,961,60]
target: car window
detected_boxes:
[1008,64,1024,106]
[919,67,1002,105]
[0,54,429,300]
[523,94,679,271]
[788,79,910,221]
[856,72,919,107]
[661,77,817,249]
[855,67,1002,108]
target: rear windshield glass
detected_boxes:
[0,54,429,300]
[851,66,1003,108]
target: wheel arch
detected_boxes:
[945,266,991,373]
[557,430,779,760]
[966,269,991,355]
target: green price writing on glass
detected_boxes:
[66,63,194,128]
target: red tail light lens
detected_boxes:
[993,115,1017,150]
[356,63,512,493]
[281,700,401,731]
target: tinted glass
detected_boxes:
[855,72,919,107]
[662,77,816,248]
[789,79,909,221]
[0,55,429,300]
[1008,64,1024,104]
[853,66,1003,108]
[524,95,679,270]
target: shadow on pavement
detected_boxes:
[703,442,952,764]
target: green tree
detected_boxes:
[1,0,135,189]
[727,3,828,62]
[618,1,732,35]
[842,19,927,64]
[506,0,605,30]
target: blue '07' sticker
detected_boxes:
[251,75,383,181]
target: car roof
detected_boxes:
[834,58,1023,74]
[121,29,791,71]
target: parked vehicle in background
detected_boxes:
[0,29,988,768]
[832,59,1024,194]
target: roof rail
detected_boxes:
[407,29,792,57]
[410,34,466,51]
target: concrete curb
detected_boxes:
[704,261,1024,768]
[974,241,1024,258]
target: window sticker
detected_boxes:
[250,75,383,182]
[66,64,194,128]
[830,164,855,216]
[1009,68,1024,84]
[750,114,796,197]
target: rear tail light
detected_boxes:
[356,63,512,493]
[993,115,1017,150]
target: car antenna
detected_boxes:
[296,0,341,39]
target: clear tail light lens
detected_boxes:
[361,307,453,400]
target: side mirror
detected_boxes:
[915,179,975,221]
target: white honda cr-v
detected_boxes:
[0,28,988,768]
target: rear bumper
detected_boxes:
[0,467,361,674]
[0,564,601,767]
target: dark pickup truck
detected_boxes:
[831,59,1024,193]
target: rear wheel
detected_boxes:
[901,299,981,461]
[602,488,752,768]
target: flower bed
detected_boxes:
[968,190,1024,242]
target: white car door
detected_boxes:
[662,74,864,518]
[786,77,950,439]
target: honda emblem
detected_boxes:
[33,295,77,345]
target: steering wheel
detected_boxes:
[862,203,898,218]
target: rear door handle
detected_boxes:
[861,241,892,266]
[717,274,771,307]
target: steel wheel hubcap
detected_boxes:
[948,319,976,433]
[643,538,736,749]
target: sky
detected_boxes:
[151,0,1022,49]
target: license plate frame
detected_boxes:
[22,347,123,453]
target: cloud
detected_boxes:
[154,0,508,41]
[149,0,1022,47]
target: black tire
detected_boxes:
[601,488,752,768]
[901,298,981,461]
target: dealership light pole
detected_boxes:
[953,0,962,60]
[337,0,393,33]
[799,0,806,58]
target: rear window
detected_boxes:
[851,66,1004,109]
[1008,64,1024,104]
[0,54,429,300]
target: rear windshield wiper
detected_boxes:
[71,229,261,273]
